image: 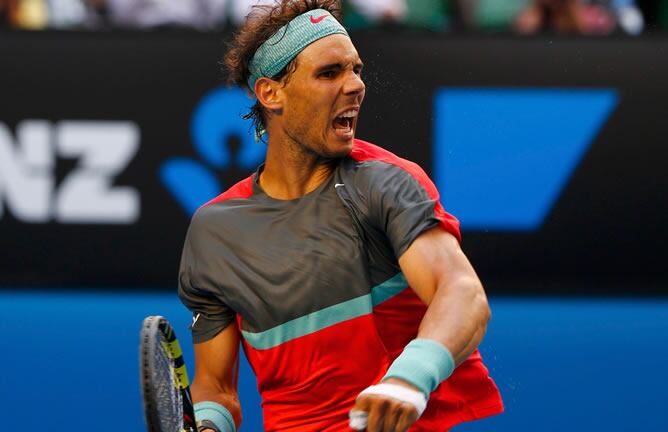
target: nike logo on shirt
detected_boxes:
[191,313,201,328]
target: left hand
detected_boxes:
[350,378,421,432]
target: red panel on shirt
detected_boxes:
[239,314,390,432]
[374,291,504,430]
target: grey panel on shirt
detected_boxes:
[178,157,442,343]
[335,158,442,286]
[179,171,372,342]
[178,217,238,343]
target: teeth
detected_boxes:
[334,109,355,132]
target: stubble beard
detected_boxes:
[285,123,348,165]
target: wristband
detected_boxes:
[194,401,236,432]
[382,339,455,397]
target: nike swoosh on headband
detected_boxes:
[310,15,328,24]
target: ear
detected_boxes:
[255,77,283,113]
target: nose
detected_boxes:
[342,70,365,95]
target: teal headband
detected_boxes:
[247,9,349,93]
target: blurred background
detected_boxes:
[1,0,667,430]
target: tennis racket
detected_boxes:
[140,315,197,432]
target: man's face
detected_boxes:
[276,34,365,158]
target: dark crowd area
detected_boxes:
[1,0,667,35]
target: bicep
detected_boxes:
[398,227,479,305]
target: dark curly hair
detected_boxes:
[223,0,343,140]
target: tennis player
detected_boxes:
[178,1,503,431]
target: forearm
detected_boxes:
[192,379,242,427]
[350,229,492,428]
[416,274,490,365]
[386,228,491,398]
[191,325,243,430]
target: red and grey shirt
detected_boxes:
[179,139,503,431]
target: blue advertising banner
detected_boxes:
[0,32,667,293]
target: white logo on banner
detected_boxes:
[0,120,140,224]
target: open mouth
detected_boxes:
[333,110,357,135]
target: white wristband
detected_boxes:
[348,383,428,430]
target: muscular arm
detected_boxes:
[353,227,490,431]
[398,226,490,365]
[191,323,243,429]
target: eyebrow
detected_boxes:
[315,61,364,72]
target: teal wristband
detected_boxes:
[382,339,455,397]
[194,401,236,432]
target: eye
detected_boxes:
[319,70,337,78]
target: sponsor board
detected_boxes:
[0,32,666,291]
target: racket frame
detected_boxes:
[140,315,197,432]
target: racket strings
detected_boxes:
[141,317,186,432]
[153,330,184,431]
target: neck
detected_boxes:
[260,134,338,201]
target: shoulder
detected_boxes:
[190,174,255,230]
[344,139,437,198]
[201,175,255,208]
[349,139,423,174]
[346,139,462,243]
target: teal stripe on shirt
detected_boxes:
[371,272,409,306]
[242,273,409,350]
[242,294,371,350]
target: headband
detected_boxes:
[247,9,349,93]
